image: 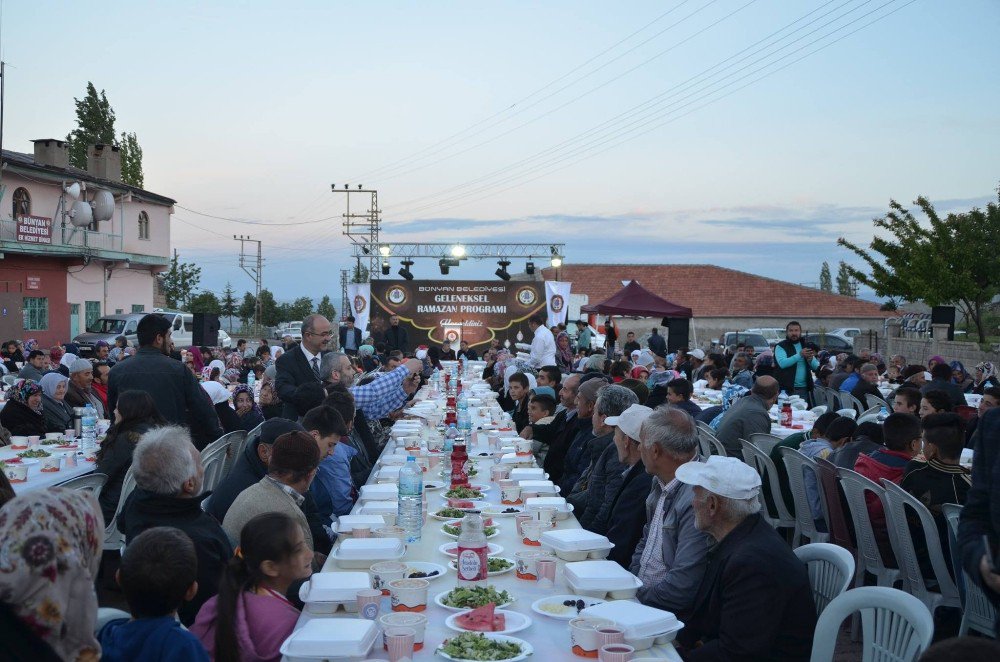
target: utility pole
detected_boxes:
[331,184,380,280]
[234,235,263,332]
[340,268,349,322]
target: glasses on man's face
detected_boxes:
[308,331,334,337]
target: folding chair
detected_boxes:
[200,435,233,495]
[779,447,830,547]
[55,472,108,501]
[794,542,855,616]
[748,432,782,457]
[837,469,899,589]
[941,503,997,637]
[740,439,796,532]
[864,394,889,411]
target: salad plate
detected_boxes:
[437,632,532,662]
[445,608,532,635]
[530,594,607,621]
[449,556,514,576]
[435,586,515,611]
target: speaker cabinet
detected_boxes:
[665,318,690,354]
[192,313,220,346]
[930,306,955,341]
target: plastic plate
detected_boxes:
[530,595,607,621]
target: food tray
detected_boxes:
[333,538,405,567]
[359,484,399,502]
[279,617,378,658]
[359,501,398,515]
[565,571,642,599]
[564,560,643,591]
[580,600,683,639]
[540,529,611,551]
[298,571,371,604]
[334,514,387,533]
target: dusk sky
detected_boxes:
[5,1,998,304]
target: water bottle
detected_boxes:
[444,423,458,452]
[456,511,488,587]
[247,370,256,390]
[81,404,98,451]
[877,406,889,423]
[397,457,423,544]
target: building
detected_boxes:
[0,139,175,347]
[541,264,894,347]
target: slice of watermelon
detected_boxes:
[455,602,497,632]
[449,499,474,508]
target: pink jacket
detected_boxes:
[190,590,300,662]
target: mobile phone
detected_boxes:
[984,535,999,573]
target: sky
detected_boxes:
[4,0,998,305]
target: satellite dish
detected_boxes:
[90,190,115,222]
[69,200,94,227]
[63,182,81,200]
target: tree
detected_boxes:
[316,295,336,321]
[836,261,855,297]
[220,282,238,331]
[238,292,256,328]
[838,190,1000,343]
[351,262,369,283]
[159,252,201,309]
[65,82,145,187]
[819,262,833,293]
[189,291,221,314]
[258,289,280,327]
[880,300,898,312]
[288,296,314,321]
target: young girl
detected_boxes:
[191,513,313,662]
[95,390,165,521]
[233,384,265,432]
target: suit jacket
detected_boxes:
[542,409,578,485]
[275,345,322,419]
[607,461,653,568]
[958,408,1000,610]
[339,327,363,354]
[383,325,409,354]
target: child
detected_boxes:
[191,512,313,662]
[99,527,209,661]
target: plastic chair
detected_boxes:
[218,429,249,477]
[779,447,830,547]
[1,374,16,386]
[810,586,934,662]
[880,480,961,615]
[865,394,889,411]
[837,469,899,589]
[941,504,997,637]
[813,458,855,554]
[740,439,796,532]
[55,472,108,500]
[842,392,867,417]
[95,607,131,633]
[697,427,727,457]
[200,435,233,495]
[824,388,841,412]
[810,405,828,417]
[794,542,855,616]
[836,408,857,420]
[748,432,782,457]
[104,467,135,552]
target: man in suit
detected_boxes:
[603,404,655,568]
[382,314,408,355]
[339,316,363,356]
[276,314,333,419]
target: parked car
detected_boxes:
[828,327,861,338]
[73,310,189,356]
[743,328,784,347]
[801,332,854,352]
[714,332,770,355]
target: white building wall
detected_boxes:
[66,263,156,327]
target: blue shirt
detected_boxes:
[312,440,358,520]
[99,616,209,662]
[839,373,861,393]
[350,365,410,420]
[774,341,820,389]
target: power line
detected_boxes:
[173,204,336,226]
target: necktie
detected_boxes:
[311,357,321,380]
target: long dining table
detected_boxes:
[287,378,682,661]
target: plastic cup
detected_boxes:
[385,626,416,662]
[370,561,407,595]
[596,627,626,648]
[4,464,28,483]
[388,578,429,612]
[40,456,62,473]
[380,613,427,652]
[63,451,78,468]
[515,439,533,456]
[356,588,382,620]
[374,526,406,540]
[382,513,398,527]
[64,429,76,440]
[10,436,28,450]
[521,520,543,546]
[44,432,62,440]
[569,618,614,658]
[515,513,533,536]
[536,507,557,526]
[501,485,522,505]
[599,644,636,661]
[27,435,40,448]
[352,525,371,538]
[536,557,557,588]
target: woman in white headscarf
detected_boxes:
[39,372,73,433]
[201,381,240,433]
[201,359,226,382]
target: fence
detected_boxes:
[854,323,999,366]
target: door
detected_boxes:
[70,304,80,340]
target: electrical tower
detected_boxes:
[340,268,349,321]
[234,235,263,331]
[331,184,380,280]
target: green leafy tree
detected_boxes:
[258,289,280,327]
[238,292,256,328]
[220,282,238,331]
[159,252,201,309]
[351,262,369,283]
[819,262,833,293]
[119,131,144,188]
[880,300,899,312]
[838,190,1000,342]
[836,261,855,297]
[189,291,221,314]
[316,295,336,320]
[65,82,145,187]
[288,296,314,321]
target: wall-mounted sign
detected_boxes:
[26,276,41,290]
[16,215,53,244]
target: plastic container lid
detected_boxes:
[299,572,371,603]
[337,538,406,560]
[580,600,681,638]
[335,515,387,533]
[360,501,398,515]
[280,617,378,657]
[525,496,570,511]
[359,484,399,502]
[517,480,558,493]
[509,468,546,480]
[564,561,643,591]
[540,529,612,551]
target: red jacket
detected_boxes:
[854,448,914,561]
[92,382,109,410]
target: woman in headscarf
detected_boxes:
[202,359,226,383]
[48,347,64,372]
[630,365,650,382]
[258,364,283,420]
[187,346,206,375]
[107,336,127,363]
[201,381,240,433]
[358,344,380,372]
[928,355,945,370]
[223,368,241,385]
[0,488,103,662]
[950,360,974,393]
[555,331,574,373]
[753,350,775,378]
[0,379,46,437]
[972,361,998,394]
[225,349,244,371]
[23,338,38,354]
[2,339,24,373]
[39,373,74,433]
[232,384,265,432]
[270,345,283,364]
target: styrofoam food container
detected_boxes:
[376,466,403,483]
[540,529,612,552]
[279,617,378,658]
[359,501,398,516]
[336,515,387,534]
[525,496,573,520]
[299,572,371,610]
[516,479,558,494]
[565,571,642,599]
[359,484,399,502]
[334,538,406,568]
[509,468,546,481]
[564,561,644,594]
[580,600,683,650]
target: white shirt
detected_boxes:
[301,346,321,379]
[529,325,557,368]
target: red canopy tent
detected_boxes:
[580,280,692,318]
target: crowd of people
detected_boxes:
[0,314,998,660]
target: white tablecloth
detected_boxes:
[287,387,681,661]
[0,444,94,493]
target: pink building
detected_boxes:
[0,139,175,347]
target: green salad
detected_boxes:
[443,523,497,537]
[436,507,468,519]
[440,585,512,609]
[17,449,51,459]
[445,487,484,499]
[40,438,64,445]
[488,557,513,572]
[439,632,523,660]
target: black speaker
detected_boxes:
[666,318,690,353]
[192,312,220,346]
[930,306,956,341]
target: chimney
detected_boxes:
[31,138,70,169]
[87,143,122,182]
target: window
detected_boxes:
[85,301,102,330]
[138,211,150,240]
[115,309,124,314]
[23,297,48,330]
[12,187,31,218]
[131,304,145,313]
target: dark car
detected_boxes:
[801,333,853,352]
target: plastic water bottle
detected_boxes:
[247,370,256,390]
[456,511,489,587]
[444,424,458,452]
[81,404,98,450]
[877,406,889,423]
[398,457,423,544]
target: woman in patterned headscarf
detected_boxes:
[555,331,574,373]
[973,361,998,394]
[232,383,265,432]
[0,379,46,437]
[0,488,104,661]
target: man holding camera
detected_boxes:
[773,321,820,405]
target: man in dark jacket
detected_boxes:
[117,425,232,626]
[773,321,819,403]
[714,376,779,457]
[542,374,580,485]
[922,362,969,408]
[569,384,638,514]
[560,378,600,495]
[107,313,223,448]
[382,314,409,354]
[276,314,333,419]
[647,327,667,357]
[338,316,363,355]
[603,404,655,567]
[958,407,1000,616]
[675,456,816,660]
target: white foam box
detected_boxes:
[334,538,405,567]
[580,600,683,650]
[335,514,387,534]
[359,484,398,502]
[280,617,378,659]
[564,560,643,599]
[359,501,398,516]
[299,572,371,605]
[517,479,558,494]
[509,468,546,481]
[376,466,403,483]
[540,530,613,561]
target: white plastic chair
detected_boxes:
[941,503,997,637]
[837,469,900,589]
[748,432,782,457]
[218,429,249,477]
[740,439,796,532]
[55,472,108,500]
[95,607,131,633]
[103,467,136,552]
[836,408,857,420]
[842,392,867,417]
[794,543,856,616]
[810,586,934,662]
[200,435,233,495]
[865,394,889,411]
[880,480,961,615]
[697,427,727,457]
[779,447,830,547]
[1,374,16,386]
[810,405,828,417]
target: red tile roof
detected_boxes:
[541,264,892,318]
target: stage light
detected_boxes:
[439,257,459,275]
[451,244,466,258]
[381,260,390,275]
[398,259,414,280]
[495,259,511,281]
[550,257,563,268]
[525,261,535,275]
[439,258,450,275]
[379,246,391,257]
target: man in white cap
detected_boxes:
[674,456,816,660]
[65,358,105,417]
[630,407,709,613]
[602,403,655,567]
